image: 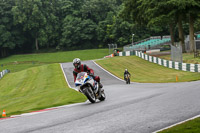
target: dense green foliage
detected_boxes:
[0,0,173,57]
[1,0,200,57]
[0,0,124,57]
[121,0,200,52]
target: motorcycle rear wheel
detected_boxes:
[99,90,106,101]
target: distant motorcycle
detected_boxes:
[75,72,106,103]
[124,74,130,84]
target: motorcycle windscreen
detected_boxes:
[76,72,86,79]
[75,72,88,86]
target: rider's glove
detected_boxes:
[90,73,94,76]
[88,72,94,76]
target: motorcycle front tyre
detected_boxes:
[126,78,128,84]
[128,78,130,84]
[83,87,96,103]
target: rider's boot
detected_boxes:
[99,82,103,88]
[98,82,103,96]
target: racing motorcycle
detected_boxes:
[75,72,106,103]
[124,74,130,84]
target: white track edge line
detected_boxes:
[10,102,88,118]
[60,63,78,91]
[152,114,200,133]
[60,63,72,88]
[92,60,125,82]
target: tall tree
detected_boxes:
[121,0,200,52]
[61,16,97,50]
[0,0,17,57]
[12,0,48,51]
[186,1,200,52]
[41,0,61,49]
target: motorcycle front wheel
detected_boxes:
[125,78,128,84]
[83,86,96,103]
[128,78,130,84]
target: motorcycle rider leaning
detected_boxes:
[73,58,103,90]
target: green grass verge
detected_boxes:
[0,63,86,117]
[159,53,200,64]
[0,49,200,132]
[159,117,200,133]
[96,56,200,83]
[0,49,108,117]
[0,49,109,72]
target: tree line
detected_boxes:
[1,0,200,57]
[121,0,200,53]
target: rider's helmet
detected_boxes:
[73,58,81,69]
[125,69,128,72]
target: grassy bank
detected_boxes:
[158,52,200,64]
[96,56,200,83]
[0,49,109,72]
[0,63,86,117]
[96,55,200,132]
[0,49,108,117]
[1,48,200,132]
[159,117,200,133]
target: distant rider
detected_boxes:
[124,69,131,80]
[73,58,103,89]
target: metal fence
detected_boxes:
[108,44,117,54]
[184,35,200,52]
[171,43,182,63]
[196,40,200,50]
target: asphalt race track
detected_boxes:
[0,60,200,133]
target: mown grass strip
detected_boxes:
[159,117,200,133]
[158,52,200,64]
[96,56,200,83]
[0,49,109,64]
[0,63,86,117]
[0,49,108,117]
[0,49,109,72]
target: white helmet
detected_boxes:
[125,69,128,72]
[73,58,81,69]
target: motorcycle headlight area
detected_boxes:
[79,79,84,82]
[75,78,83,86]
[75,83,82,86]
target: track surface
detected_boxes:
[0,60,200,133]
